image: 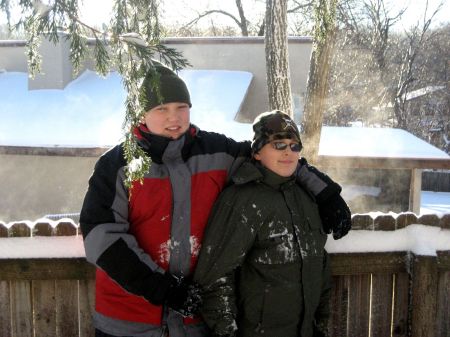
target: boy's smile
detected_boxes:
[143,102,190,139]
[254,139,300,177]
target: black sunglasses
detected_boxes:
[271,141,301,152]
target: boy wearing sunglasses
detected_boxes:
[194,110,331,337]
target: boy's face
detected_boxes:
[254,138,300,177]
[143,102,190,139]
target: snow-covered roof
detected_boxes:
[0,70,126,147]
[0,69,253,147]
[405,85,446,101]
[319,126,449,159]
[0,70,448,163]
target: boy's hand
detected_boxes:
[295,158,351,239]
[319,193,352,240]
[166,276,202,317]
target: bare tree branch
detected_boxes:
[287,0,314,13]
[393,0,443,129]
[235,0,249,36]
[181,9,248,36]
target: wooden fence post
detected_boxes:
[410,254,438,337]
[436,251,450,337]
[0,223,12,337]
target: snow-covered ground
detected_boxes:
[420,191,450,215]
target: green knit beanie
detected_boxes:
[139,62,192,111]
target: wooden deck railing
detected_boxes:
[0,213,449,337]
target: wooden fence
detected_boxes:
[0,214,449,337]
[422,170,450,192]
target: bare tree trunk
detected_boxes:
[235,0,249,36]
[302,0,338,163]
[265,0,293,116]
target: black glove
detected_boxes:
[295,158,351,239]
[140,271,178,305]
[165,276,202,317]
[296,158,342,202]
[141,272,201,316]
[318,193,352,240]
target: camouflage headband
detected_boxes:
[251,110,302,153]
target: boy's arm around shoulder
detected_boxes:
[199,131,251,180]
[296,157,352,239]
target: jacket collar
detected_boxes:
[133,124,199,162]
[232,161,295,190]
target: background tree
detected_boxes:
[331,0,405,119]
[181,0,253,36]
[324,0,447,151]
[301,0,339,162]
[174,0,315,37]
[392,2,443,129]
[265,0,293,115]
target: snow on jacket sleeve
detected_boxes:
[193,186,258,336]
[80,145,169,304]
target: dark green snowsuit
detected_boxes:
[194,161,331,337]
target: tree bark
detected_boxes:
[235,0,249,36]
[302,0,339,163]
[265,0,293,117]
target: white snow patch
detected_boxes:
[420,191,450,215]
[0,236,85,258]
[326,224,450,256]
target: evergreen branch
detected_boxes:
[3,0,190,188]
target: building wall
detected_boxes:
[0,40,27,72]
[164,37,313,121]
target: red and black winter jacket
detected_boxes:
[80,124,250,334]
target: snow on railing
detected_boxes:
[0,212,448,238]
